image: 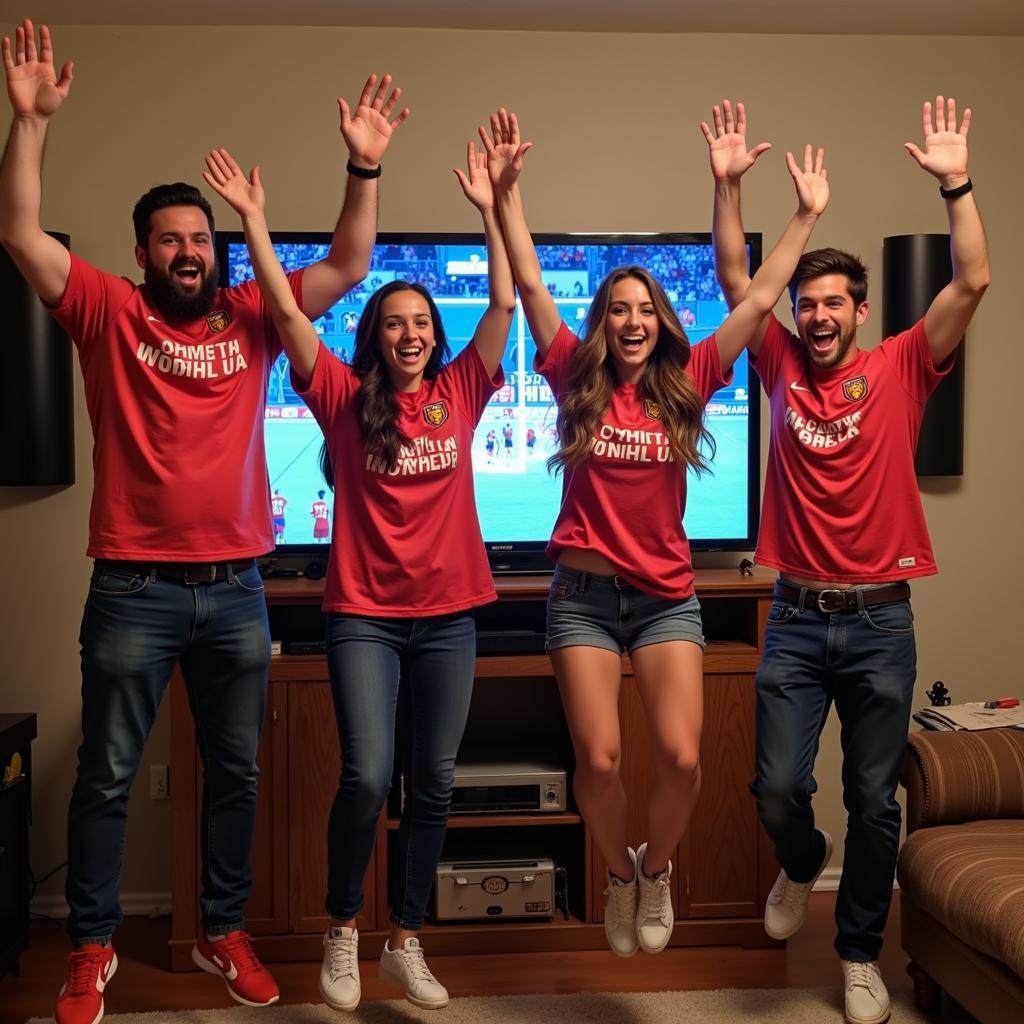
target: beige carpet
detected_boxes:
[27,987,932,1023]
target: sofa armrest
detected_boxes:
[901,728,1024,832]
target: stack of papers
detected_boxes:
[913,702,1024,731]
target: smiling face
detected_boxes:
[793,273,868,369]
[377,289,438,392]
[604,276,661,384]
[135,205,218,321]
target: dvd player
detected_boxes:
[450,750,567,814]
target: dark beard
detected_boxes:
[144,261,219,322]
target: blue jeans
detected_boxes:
[68,561,270,943]
[751,587,917,962]
[324,611,476,930]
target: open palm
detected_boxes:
[480,108,533,192]
[2,20,73,118]
[787,145,830,217]
[905,96,970,181]
[701,101,770,181]
[339,73,409,167]
[202,149,264,218]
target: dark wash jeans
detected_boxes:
[68,561,270,943]
[324,611,476,930]
[750,587,917,962]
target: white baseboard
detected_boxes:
[32,891,171,920]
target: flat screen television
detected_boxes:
[217,230,762,574]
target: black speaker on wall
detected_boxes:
[0,234,75,486]
[882,233,964,477]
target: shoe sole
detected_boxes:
[319,980,360,1012]
[764,831,835,940]
[54,953,118,1024]
[845,1006,890,1024]
[378,964,449,1009]
[191,947,280,1007]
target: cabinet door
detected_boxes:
[679,673,760,919]
[288,681,376,933]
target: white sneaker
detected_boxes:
[764,829,833,939]
[378,937,449,1009]
[319,926,360,1012]
[603,847,638,957]
[635,842,673,953]
[841,960,890,1024]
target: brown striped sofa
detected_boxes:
[898,728,1024,1023]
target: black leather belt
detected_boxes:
[95,558,256,585]
[775,581,911,613]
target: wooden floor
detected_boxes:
[2,892,976,1023]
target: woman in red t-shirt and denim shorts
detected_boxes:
[487,107,830,957]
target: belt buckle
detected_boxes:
[183,564,218,586]
[816,589,845,613]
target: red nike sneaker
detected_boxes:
[192,930,279,1006]
[54,943,118,1024]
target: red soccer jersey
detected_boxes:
[538,322,731,599]
[296,342,502,615]
[271,496,287,518]
[750,313,952,583]
[50,254,300,560]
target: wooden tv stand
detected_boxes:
[168,569,780,969]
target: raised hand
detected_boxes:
[2,19,73,118]
[700,100,770,181]
[202,148,265,218]
[453,141,494,211]
[786,144,829,217]
[339,73,410,168]
[905,96,970,187]
[479,108,533,193]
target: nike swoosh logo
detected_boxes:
[147,315,163,323]
[213,955,240,981]
[789,381,811,392]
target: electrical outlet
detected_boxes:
[150,764,170,800]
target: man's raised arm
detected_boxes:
[299,73,409,321]
[0,19,73,306]
[905,97,990,366]
[701,99,772,355]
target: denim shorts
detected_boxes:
[546,565,705,655]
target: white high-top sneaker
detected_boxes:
[603,847,639,957]
[635,842,673,953]
[764,830,834,939]
[378,937,449,1009]
[319,926,360,1012]
[841,959,890,1024]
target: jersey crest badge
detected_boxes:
[643,399,663,420]
[423,401,449,428]
[207,310,232,333]
[842,375,868,402]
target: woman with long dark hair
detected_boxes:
[487,108,830,958]
[204,127,515,1010]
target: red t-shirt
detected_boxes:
[538,322,731,599]
[49,254,300,560]
[296,342,502,616]
[750,313,952,583]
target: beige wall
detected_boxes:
[1,24,1020,906]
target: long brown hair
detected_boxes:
[320,281,451,487]
[549,266,715,475]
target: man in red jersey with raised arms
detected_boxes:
[0,18,409,1023]
[704,97,988,1024]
